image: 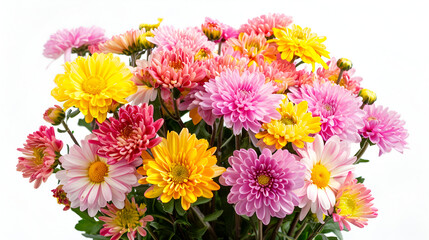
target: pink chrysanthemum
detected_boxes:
[43,26,106,62]
[199,69,284,134]
[295,135,356,222]
[99,197,154,240]
[205,47,250,80]
[149,26,215,54]
[99,29,147,55]
[359,104,408,155]
[248,59,297,93]
[239,13,293,38]
[317,57,362,95]
[220,148,304,225]
[127,60,158,105]
[90,104,163,164]
[333,172,378,231]
[288,81,365,142]
[149,48,206,89]
[56,136,141,217]
[295,69,317,87]
[17,126,63,188]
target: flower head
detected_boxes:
[43,26,106,62]
[201,20,223,41]
[295,135,356,222]
[90,104,163,164]
[127,60,158,105]
[99,197,154,240]
[239,13,293,38]
[227,32,277,63]
[100,29,148,55]
[333,172,378,230]
[288,81,365,142]
[43,105,65,125]
[256,99,321,150]
[51,53,136,123]
[359,104,408,155]
[56,136,141,217]
[138,129,225,210]
[221,148,304,225]
[270,25,330,71]
[52,185,71,211]
[17,126,63,188]
[199,69,284,134]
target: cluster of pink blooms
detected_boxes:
[18,12,410,240]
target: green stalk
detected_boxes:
[336,69,345,85]
[354,138,370,164]
[61,121,80,146]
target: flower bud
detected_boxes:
[138,31,155,49]
[43,105,65,125]
[52,185,71,211]
[337,58,353,71]
[359,89,377,105]
[201,22,223,41]
[139,18,163,31]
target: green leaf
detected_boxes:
[57,128,67,133]
[81,234,110,240]
[71,207,92,220]
[78,118,93,132]
[188,226,208,239]
[68,108,81,119]
[321,221,343,240]
[162,200,174,214]
[204,210,223,222]
[75,219,103,235]
[355,158,370,164]
[192,197,211,206]
[175,199,187,216]
[356,176,365,184]
[174,218,191,227]
[172,87,181,99]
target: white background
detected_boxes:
[1,0,428,239]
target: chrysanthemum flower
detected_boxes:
[99,197,154,240]
[204,17,239,43]
[333,172,378,231]
[56,136,141,217]
[52,185,71,211]
[288,81,365,143]
[294,135,355,222]
[270,25,330,71]
[205,48,250,80]
[137,128,225,210]
[227,32,277,63]
[201,20,223,41]
[127,60,158,105]
[295,69,317,87]
[239,13,293,38]
[256,98,321,149]
[199,70,283,134]
[51,53,136,123]
[359,104,408,155]
[220,148,304,225]
[43,105,65,125]
[248,59,297,93]
[43,26,106,62]
[17,126,63,188]
[149,48,206,89]
[99,29,147,55]
[90,104,163,164]
[317,57,362,94]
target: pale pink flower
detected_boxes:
[99,29,146,55]
[239,13,293,38]
[127,60,157,105]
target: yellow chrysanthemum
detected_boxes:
[51,53,136,123]
[255,98,321,149]
[137,128,225,210]
[270,25,330,71]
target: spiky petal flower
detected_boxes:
[90,104,163,164]
[17,126,63,188]
[359,105,408,155]
[333,172,378,230]
[295,135,355,222]
[43,26,106,62]
[99,29,147,55]
[288,81,365,143]
[239,13,293,38]
[149,48,206,89]
[270,25,330,71]
[227,32,277,63]
[99,197,154,240]
[256,99,321,150]
[127,60,158,105]
[56,136,141,217]
[138,128,225,210]
[199,69,284,135]
[220,148,304,225]
[51,53,136,123]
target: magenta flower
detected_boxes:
[199,69,283,135]
[220,148,304,225]
[239,13,293,38]
[43,26,106,62]
[288,81,365,142]
[359,104,408,155]
[17,126,63,188]
[90,104,163,164]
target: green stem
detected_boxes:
[158,106,167,138]
[336,69,345,85]
[258,219,263,240]
[306,217,330,240]
[234,213,241,240]
[295,61,304,67]
[146,225,158,240]
[294,222,308,239]
[130,52,138,67]
[269,218,284,240]
[235,134,241,150]
[61,121,80,146]
[157,89,176,120]
[221,134,234,149]
[354,138,370,164]
[218,41,222,55]
[287,211,300,237]
[216,117,224,157]
[210,121,217,147]
[171,90,185,128]
[190,206,217,239]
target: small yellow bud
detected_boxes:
[139,18,163,32]
[43,105,65,125]
[138,31,155,50]
[337,58,353,71]
[201,22,222,41]
[359,89,377,105]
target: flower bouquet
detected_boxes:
[17,13,408,240]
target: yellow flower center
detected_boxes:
[257,174,271,186]
[169,60,184,71]
[88,161,108,183]
[114,204,141,229]
[33,148,45,165]
[171,165,189,183]
[82,76,106,95]
[337,194,357,216]
[367,116,377,121]
[194,48,212,61]
[311,164,331,188]
[324,104,332,111]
